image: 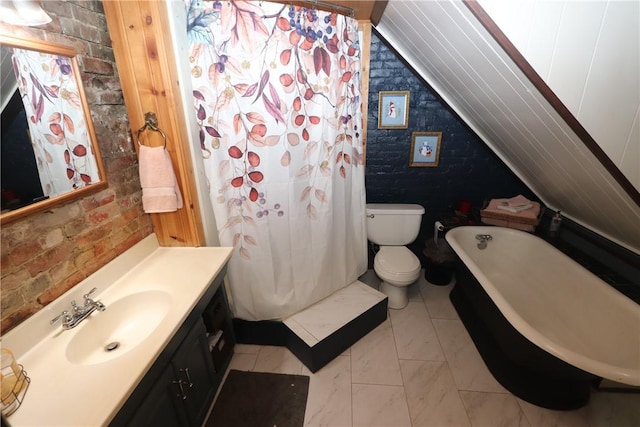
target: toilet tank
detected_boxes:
[366,203,425,245]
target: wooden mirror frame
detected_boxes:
[0,33,108,225]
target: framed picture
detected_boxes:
[378,91,410,129]
[410,132,442,167]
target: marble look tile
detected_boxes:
[233,343,261,354]
[286,317,320,347]
[228,352,257,371]
[407,274,425,302]
[253,345,304,375]
[400,359,471,427]
[432,318,507,393]
[351,319,403,386]
[420,281,459,320]
[283,281,386,345]
[303,355,352,427]
[516,398,590,427]
[460,391,530,427]
[352,384,411,427]
[586,391,640,427]
[389,301,445,361]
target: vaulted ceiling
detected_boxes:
[356,0,639,253]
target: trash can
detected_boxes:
[423,238,456,286]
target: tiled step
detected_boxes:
[233,280,388,372]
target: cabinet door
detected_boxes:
[172,320,217,426]
[127,367,189,427]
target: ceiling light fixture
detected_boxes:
[0,0,52,27]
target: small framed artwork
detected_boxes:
[410,132,442,167]
[378,91,410,129]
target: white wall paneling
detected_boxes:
[376,0,640,253]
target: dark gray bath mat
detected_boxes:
[206,369,310,427]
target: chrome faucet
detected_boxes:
[50,288,106,329]
[476,233,492,249]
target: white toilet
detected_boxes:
[366,203,425,309]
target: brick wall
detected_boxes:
[366,32,537,249]
[0,1,152,333]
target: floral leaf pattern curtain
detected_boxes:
[187,0,367,320]
[10,48,100,197]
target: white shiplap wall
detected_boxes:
[376,0,640,253]
[478,0,640,192]
[1,45,17,111]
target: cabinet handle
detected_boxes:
[181,368,194,388]
[172,379,187,400]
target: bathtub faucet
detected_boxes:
[475,234,492,249]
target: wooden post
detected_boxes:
[103,1,204,246]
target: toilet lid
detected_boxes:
[375,246,420,274]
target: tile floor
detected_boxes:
[223,271,640,427]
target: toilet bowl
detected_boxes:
[366,203,425,309]
[374,246,421,309]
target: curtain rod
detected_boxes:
[285,1,355,18]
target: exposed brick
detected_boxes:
[75,223,111,249]
[43,1,73,18]
[80,189,116,211]
[0,290,25,314]
[40,228,65,250]
[81,56,114,75]
[0,270,31,292]
[0,1,151,333]
[8,241,44,268]
[24,274,51,302]
[1,252,13,276]
[25,241,76,277]
[37,270,85,306]
[1,305,39,334]
[48,260,78,285]
[63,217,90,238]
[38,203,83,229]
[70,3,103,28]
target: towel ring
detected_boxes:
[136,112,167,148]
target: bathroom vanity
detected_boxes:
[2,234,234,426]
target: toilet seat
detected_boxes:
[374,246,421,286]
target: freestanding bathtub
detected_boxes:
[445,226,640,409]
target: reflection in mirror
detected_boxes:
[0,33,107,224]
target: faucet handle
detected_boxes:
[50,310,72,326]
[70,300,83,314]
[83,287,97,300]
[83,287,106,311]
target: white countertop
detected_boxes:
[2,234,233,426]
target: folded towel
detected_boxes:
[503,194,532,208]
[482,197,541,223]
[139,144,183,213]
[496,203,533,213]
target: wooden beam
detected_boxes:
[359,20,372,162]
[464,0,640,208]
[370,0,388,26]
[103,1,205,246]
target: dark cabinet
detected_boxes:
[111,283,234,427]
[202,286,235,377]
[127,367,188,427]
[128,320,215,427]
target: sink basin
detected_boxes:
[65,290,171,365]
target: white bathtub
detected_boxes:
[445,226,640,408]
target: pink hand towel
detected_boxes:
[138,145,183,213]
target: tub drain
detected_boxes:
[105,342,120,352]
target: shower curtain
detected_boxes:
[9,48,100,197]
[187,0,367,320]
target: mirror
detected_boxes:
[0,33,107,224]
